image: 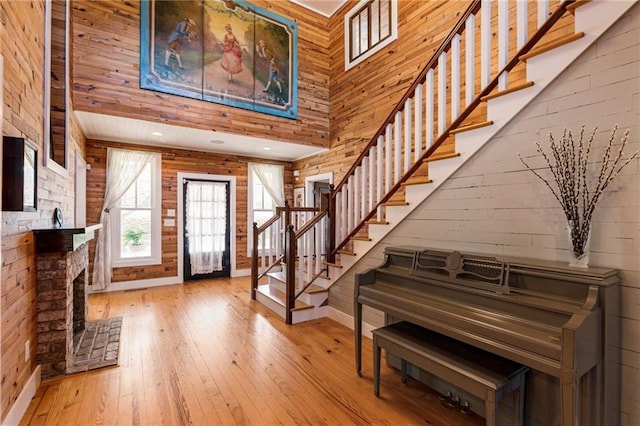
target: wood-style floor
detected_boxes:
[21,277,483,425]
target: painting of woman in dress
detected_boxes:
[140,0,298,119]
[220,24,243,82]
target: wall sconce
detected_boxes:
[293,170,300,181]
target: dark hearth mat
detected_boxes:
[69,317,122,374]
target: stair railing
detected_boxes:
[250,201,319,299]
[284,196,330,323]
[327,0,577,261]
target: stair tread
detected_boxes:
[423,152,461,163]
[322,261,343,268]
[337,249,356,256]
[266,271,286,282]
[256,285,313,311]
[351,235,372,241]
[267,271,328,290]
[401,176,433,186]
[306,284,329,294]
[383,200,409,206]
[481,81,534,102]
[449,121,493,135]
[520,32,585,61]
[366,219,389,225]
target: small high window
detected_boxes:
[344,0,398,70]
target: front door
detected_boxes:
[183,179,231,280]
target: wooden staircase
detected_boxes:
[252,0,636,324]
[255,270,329,323]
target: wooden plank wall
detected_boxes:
[85,139,294,283]
[1,1,86,421]
[71,0,331,148]
[0,234,37,420]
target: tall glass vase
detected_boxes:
[567,220,591,268]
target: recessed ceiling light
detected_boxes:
[210,139,225,145]
[262,146,272,151]
[151,131,163,137]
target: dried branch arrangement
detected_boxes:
[518,125,638,264]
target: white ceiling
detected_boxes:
[74,1,345,162]
[75,111,328,162]
[290,0,347,17]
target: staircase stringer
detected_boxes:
[323,0,636,288]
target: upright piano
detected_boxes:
[354,246,620,426]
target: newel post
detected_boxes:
[285,224,296,324]
[251,222,258,300]
[328,184,336,263]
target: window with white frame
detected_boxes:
[247,163,284,256]
[344,0,398,70]
[111,153,162,267]
[252,176,276,228]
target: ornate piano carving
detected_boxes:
[354,246,620,426]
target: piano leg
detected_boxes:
[355,301,363,376]
[373,334,381,396]
[400,359,408,383]
[484,388,497,426]
[561,368,578,426]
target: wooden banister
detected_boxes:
[328,0,577,258]
[331,0,482,195]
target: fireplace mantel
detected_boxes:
[34,223,101,253]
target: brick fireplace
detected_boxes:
[34,226,98,379]
[35,241,88,379]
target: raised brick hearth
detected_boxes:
[36,243,89,379]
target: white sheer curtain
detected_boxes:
[249,163,285,206]
[186,181,227,275]
[92,148,156,290]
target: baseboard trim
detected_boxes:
[324,306,375,339]
[231,268,250,277]
[88,276,181,293]
[88,270,251,293]
[2,365,40,426]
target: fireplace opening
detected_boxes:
[73,269,86,346]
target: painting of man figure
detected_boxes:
[140,0,298,119]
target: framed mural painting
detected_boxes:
[140,0,298,119]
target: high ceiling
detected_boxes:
[76,0,346,162]
[290,0,347,17]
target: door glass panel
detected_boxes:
[186,181,228,275]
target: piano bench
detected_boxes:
[372,322,529,426]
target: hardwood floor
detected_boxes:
[21,277,483,425]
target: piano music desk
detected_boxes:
[372,322,528,426]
